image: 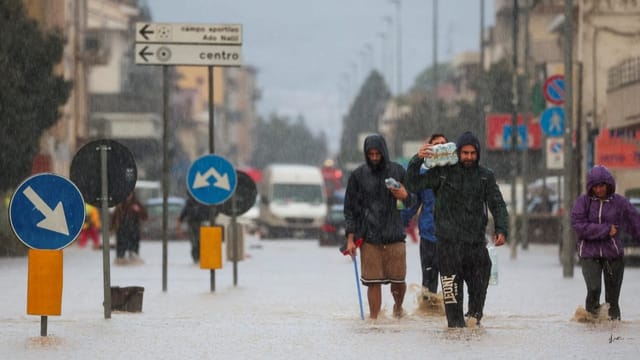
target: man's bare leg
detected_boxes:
[367,284,382,319]
[391,283,406,317]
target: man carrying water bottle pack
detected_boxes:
[404,131,509,328]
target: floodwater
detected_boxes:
[1,234,639,359]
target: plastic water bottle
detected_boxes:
[488,245,498,285]
[385,178,400,189]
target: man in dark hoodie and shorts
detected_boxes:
[344,134,416,320]
[404,131,509,328]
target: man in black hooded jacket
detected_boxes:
[343,134,416,319]
[404,131,509,327]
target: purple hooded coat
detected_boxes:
[571,165,640,259]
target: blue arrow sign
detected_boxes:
[9,173,85,250]
[187,154,237,205]
[541,107,565,137]
[502,125,528,150]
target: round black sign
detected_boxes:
[219,171,257,216]
[70,139,137,207]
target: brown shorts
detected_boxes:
[360,242,406,286]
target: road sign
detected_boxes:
[546,138,564,170]
[219,171,257,216]
[135,22,242,45]
[502,125,528,150]
[540,107,565,137]
[135,43,242,66]
[543,74,565,105]
[70,139,137,207]
[9,174,85,250]
[187,154,237,205]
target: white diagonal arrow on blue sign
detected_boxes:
[22,186,69,236]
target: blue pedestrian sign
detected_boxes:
[187,154,237,205]
[502,125,528,150]
[9,173,85,250]
[541,107,565,137]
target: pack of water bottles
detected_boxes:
[423,142,458,168]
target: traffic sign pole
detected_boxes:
[134,21,243,293]
[100,144,112,319]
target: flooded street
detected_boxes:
[1,234,639,359]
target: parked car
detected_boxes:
[318,204,346,247]
[621,197,640,265]
[140,196,187,240]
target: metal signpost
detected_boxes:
[219,171,257,286]
[135,22,243,292]
[9,173,85,336]
[187,154,237,291]
[70,139,137,319]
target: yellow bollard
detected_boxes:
[200,226,223,269]
[27,249,63,316]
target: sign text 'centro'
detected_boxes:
[135,43,242,66]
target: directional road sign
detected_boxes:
[543,74,565,105]
[187,154,237,205]
[135,22,242,45]
[540,107,565,137]
[9,173,85,250]
[135,43,242,66]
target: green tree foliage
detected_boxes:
[411,62,453,93]
[0,0,71,193]
[251,114,327,169]
[337,70,390,166]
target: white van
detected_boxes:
[258,164,327,238]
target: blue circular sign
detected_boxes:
[186,154,237,205]
[541,107,565,137]
[9,173,85,250]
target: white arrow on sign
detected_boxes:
[193,167,231,191]
[22,186,69,236]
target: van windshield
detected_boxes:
[273,184,323,204]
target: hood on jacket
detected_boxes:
[586,165,616,196]
[363,134,390,172]
[455,131,481,165]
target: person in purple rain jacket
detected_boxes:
[571,165,640,320]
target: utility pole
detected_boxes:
[390,0,402,96]
[432,0,439,124]
[510,0,519,259]
[521,0,532,250]
[561,0,575,278]
[479,0,486,145]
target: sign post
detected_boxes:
[9,173,85,336]
[71,139,137,319]
[187,154,237,291]
[135,22,243,292]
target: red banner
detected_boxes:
[486,113,542,150]
[595,128,640,168]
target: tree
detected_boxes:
[337,70,390,166]
[0,0,71,256]
[0,0,71,194]
[251,114,327,169]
